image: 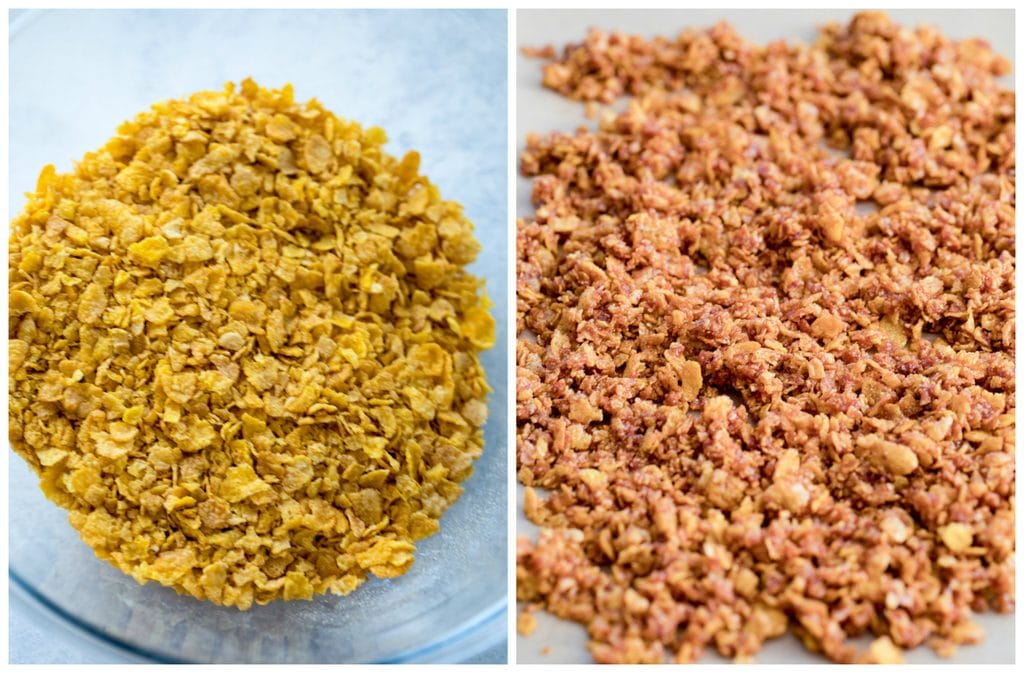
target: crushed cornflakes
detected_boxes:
[9,79,494,609]
[517,12,1013,664]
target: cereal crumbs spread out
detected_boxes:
[9,79,495,610]
[517,13,1013,663]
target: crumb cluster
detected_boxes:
[10,79,494,609]
[517,13,1013,662]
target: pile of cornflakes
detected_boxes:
[9,79,495,609]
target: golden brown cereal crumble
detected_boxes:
[518,607,539,636]
[516,13,1013,663]
[9,79,495,609]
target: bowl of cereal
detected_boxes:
[10,9,508,663]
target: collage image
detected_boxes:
[5,5,1017,668]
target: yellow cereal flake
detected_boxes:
[283,571,314,600]
[128,236,171,267]
[8,79,493,610]
[10,290,38,315]
[462,305,497,349]
[77,283,108,325]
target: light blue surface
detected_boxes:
[9,8,508,664]
[9,579,507,664]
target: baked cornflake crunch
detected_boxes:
[9,79,494,609]
[517,12,1013,664]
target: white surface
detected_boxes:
[9,8,508,664]
[515,9,1015,665]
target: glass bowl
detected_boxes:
[9,8,508,663]
[10,449,506,663]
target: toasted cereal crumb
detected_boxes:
[810,312,845,340]
[938,523,973,552]
[860,636,904,664]
[858,434,920,476]
[9,79,494,610]
[518,609,539,636]
[678,360,703,402]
